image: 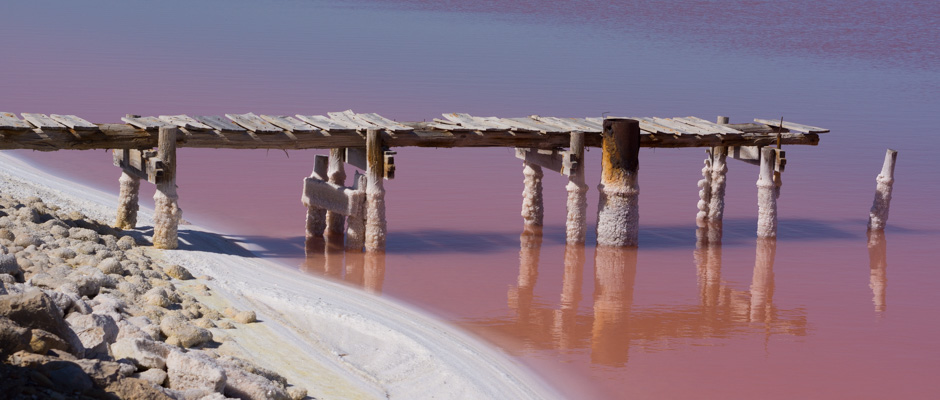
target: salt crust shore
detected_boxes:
[0,153,559,400]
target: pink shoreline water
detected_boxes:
[4,0,939,397]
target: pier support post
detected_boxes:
[756,147,777,239]
[153,126,181,249]
[596,119,640,247]
[305,156,329,237]
[521,162,544,229]
[707,146,728,243]
[365,129,387,252]
[345,173,368,251]
[114,170,140,230]
[867,230,887,312]
[325,148,347,236]
[566,132,588,243]
[868,149,898,231]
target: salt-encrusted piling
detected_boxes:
[596,119,640,247]
[521,162,544,228]
[707,146,728,243]
[304,155,329,237]
[756,147,778,239]
[565,132,588,243]
[114,171,140,229]
[749,238,776,322]
[365,129,387,252]
[868,149,898,231]
[153,126,181,249]
[325,148,347,236]
[868,230,888,312]
[345,173,368,251]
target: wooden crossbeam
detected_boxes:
[515,148,577,176]
[112,149,165,184]
[301,176,364,216]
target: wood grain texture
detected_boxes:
[122,116,172,130]
[20,113,65,130]
[159,115,213,131]
[754,118,829,133]
[295,114,355,132]
[192,115,246,132]
[49,114,97,130]
[225,112,282,133]
[260,115,318,133]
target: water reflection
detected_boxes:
[301,235,385,294]
[489,232,807,365]
[867,231,888,313]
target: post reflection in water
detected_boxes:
[301,235,385,294]
[867,230,888,313]
[483,229,808,366]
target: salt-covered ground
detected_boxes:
[0,153,559,400]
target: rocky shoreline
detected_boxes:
[0,193,307,400]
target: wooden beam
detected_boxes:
[301,178,361,216]
[515,148,577,176]
[729,146,761,165]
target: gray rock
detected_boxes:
[29,328,70,354]
[166,350,226,392]
[0,253,22,276]
[0,316,31,358]
[0,288,85,357]
[74,358,134,387]
[160,316,212,348]
[135,368,169,387]
[111,337,173,370]
[69,227,100,242]
[40,359,95,393]
[234,311,257,324]
[104,377,177,400]
[164,265,194,280]
[286,386,307,400]
[13,232,41,248]
[220,363,290,400]
[50,224,69,238]
[97,257,124,275]
[0,228,14,241]
[117,235,137,250]
[217,356,288,388]
[66,312,119,358]
[144,287,172,308]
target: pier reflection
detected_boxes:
[487,231,807,366]
[867,230,888,313]
[301,235,385,294]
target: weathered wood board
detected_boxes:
[515,147,577,175]
[225,113,282,133]
[260,115,318,133]
[192,115,246,132]
[49,114,97,130]
[754,118,829,134]
[159,115,213,131]
[20,113,65,130]
[122,116,172,130]
[301,178,361,216]
[295,114,355,132]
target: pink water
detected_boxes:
[3,1,939,398]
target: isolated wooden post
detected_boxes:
[325,148,347,236]
[756,147,777,239]
[596,119,640,247]
[521,161,544,228]
[565,132,588,243]
[305,155,329,237]
[868,149,898,231]
[114,167,140,229]
[153,126,181,249]
[365,129,387,252]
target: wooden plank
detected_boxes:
[49,114,97,130]
[651,117,712,135]
[345,147,367,170]
[158,115,213,131]
[351,113,413,133]
[471,116,515,131]
[532,116,600,133]
[441,113,494,131]
[295,114,354,132]
[301,178,360,216]
[427,121,473,132]
[754,118,829,133]
[515,148,576,175]
[729,146,761,165]
[629,117,683,134]
[0,112,32,131]
[590,117,661,134]
[504,117,568,134]
[192,115,246,132]
[675,116,742,134]
[122,116,172,130]
[20,113,65,130]
[260,115,317,133]
[328,110,374,130]
[225,112,283,133]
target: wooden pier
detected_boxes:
[0,111,828,250]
